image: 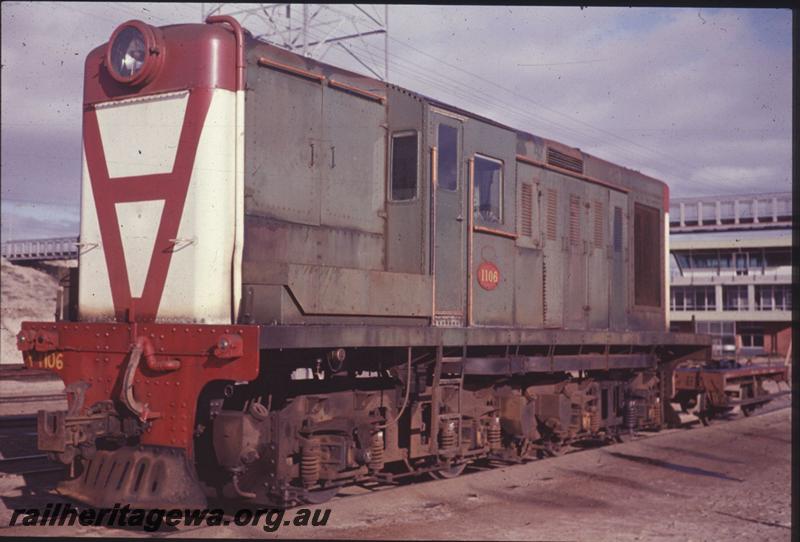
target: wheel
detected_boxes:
[741,405,756,417]
[429,462,467,480]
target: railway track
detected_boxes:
[0,393,788,505]
[0,453,64,476]
[0,413,38,435]
[328,400,791,502]
[0,414,63,475]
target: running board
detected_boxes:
[458,353,655,376]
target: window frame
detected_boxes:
[472,153,505,226]
[436,123,460,192]
[671,285,716,311]
[388,130,420,203]
[723,285,749,311]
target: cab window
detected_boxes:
[473,155,503,224]
[390,132,418,201]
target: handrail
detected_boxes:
[205,15,245,91]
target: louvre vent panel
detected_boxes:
[546,189,558,241]
[542,258,548,323]
[521,182,533,237]
[569,194,581,246]
[547,147,584,174]
[613,206,623,252]
[593,200,604,248]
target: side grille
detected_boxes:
[613,206,623,252]
[569,194,581,246]
[546,189,558,241]
[542,258,548,323]
[547,147,584,174]
[593,200,604,248]
[520,182,533,237]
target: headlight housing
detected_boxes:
[105,20,163,85]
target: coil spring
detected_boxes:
[652,398,662,425]
[589,407,601,433]
[439,426,456,450]
[300,444,320,488]
[487,423,502,449]
[624,399,638,432]
[368,432,384,472]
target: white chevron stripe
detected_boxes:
[96,91,189,178]
[115,200,165,298]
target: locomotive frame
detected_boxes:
[19,17,710,508]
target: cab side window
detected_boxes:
[473,155,503,224]
[390,132,419,201]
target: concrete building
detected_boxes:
[668,192,792,360]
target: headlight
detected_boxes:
[111,26,146,78]
[105,20,163,85]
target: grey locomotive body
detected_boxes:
[242,38,666,334]
[22,20,708,508]
[206,36,707,505]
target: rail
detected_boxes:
[1,236,80,262]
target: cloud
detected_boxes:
[381,7,791,197]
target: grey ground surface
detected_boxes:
[0,394,791,541]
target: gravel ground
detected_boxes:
[0,401,790,541]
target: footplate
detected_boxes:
[58,445,207,509]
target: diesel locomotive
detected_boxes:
[18,17,710,507]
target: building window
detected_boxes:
[390,132,418,201]
[757,199,773,222]
[700,201,716,225]
[683,203,698,226]
[748,250,763,274]
[719,201,736,224]
[695,321,736,358]
[669,204,680,227]
[473,154,503,224]
[671,287,684,311]
[764,249,791,268]
[671,286,715,311]
[723,285,748,311]
[690,251,719,269]
[738,200,754,223]
[739,324,765,349]
[756,285,792,311]
[674,252,691,270]
[776,198,792,221]
[633,203,661,306]
[735,253,748,276]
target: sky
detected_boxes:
[0,3,792,241]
